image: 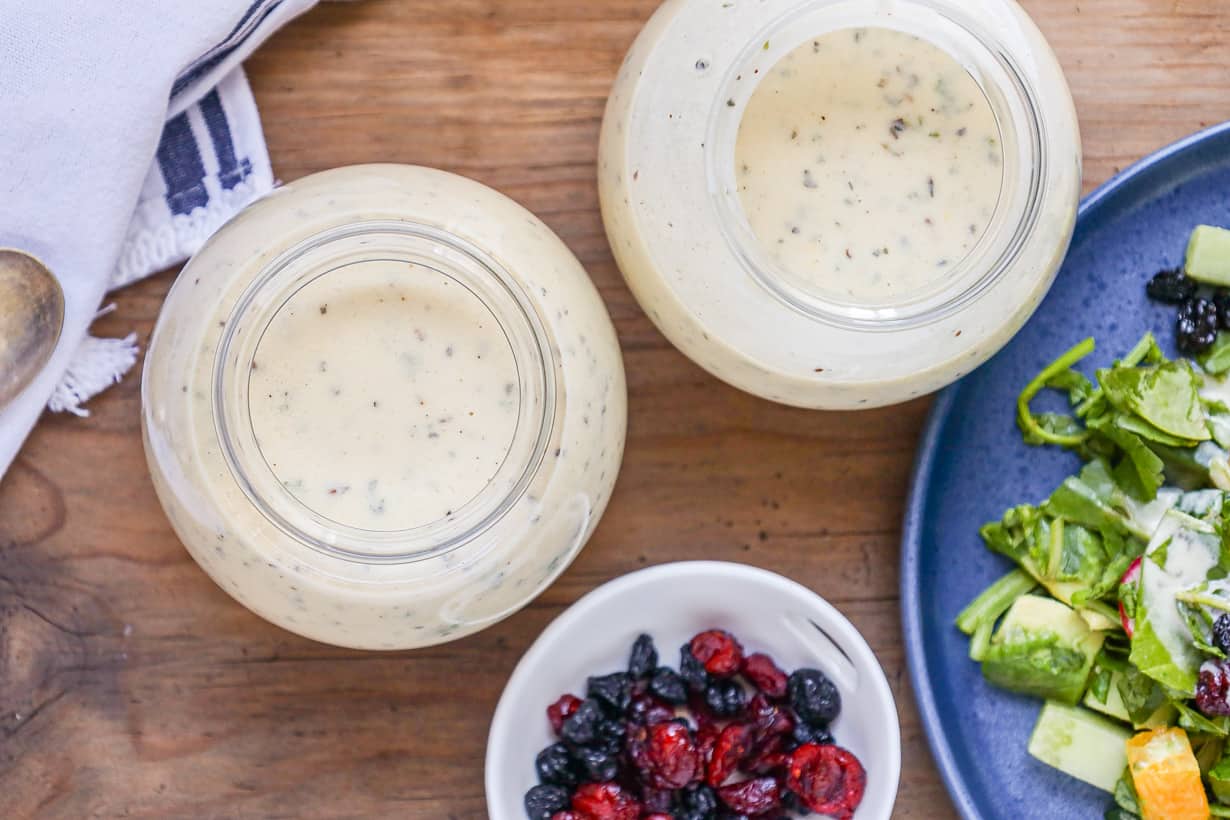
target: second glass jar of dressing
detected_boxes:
[600,0,1080,408]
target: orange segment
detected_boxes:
[1125,727,1210,820]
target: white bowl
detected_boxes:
[485,561,901,818]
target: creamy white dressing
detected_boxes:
[248,262,518,531]
[143,165,627,649]
[598,0,1081,408]
[1139,511,1219,687]
[735,27,1003,302]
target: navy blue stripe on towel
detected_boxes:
[171,0,284,98]
[199,90,251,190]
[156,113,210,216]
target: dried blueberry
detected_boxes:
[1177,296,1219,354]
[560,698,603,745]
[788,669,841,726]
[682,784,720,814]
[1216,614,1230,656]
[680,643,710,693]
[1217,291,1230,330]
[593,717,626,753]
[780,788,813,815]
[588,672,633,715]
[790,719,834,749]
[704,678,747,717]
[629,633,658,679]
[574,745,620,782]
[1146,267,1196,304]
[535,742,579,787]
[629,693,676,726]
[650,667,689,704]
[524,783,570,820]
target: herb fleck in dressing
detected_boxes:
[735,27,1004,302]
[248,262,519,531]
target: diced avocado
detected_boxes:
[1028,701,1131,792]
[1084,671,1131,723]
[1185,224,1230,287]
[982,595,1106,705]
[1209,753,1230,804]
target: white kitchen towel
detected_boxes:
[0,0,317,478]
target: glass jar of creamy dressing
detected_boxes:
[142,165,627,649]
[600,0,1080,408]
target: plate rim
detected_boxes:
[899,118,1230,820]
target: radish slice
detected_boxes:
[1119,557,1143,637]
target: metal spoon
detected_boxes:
[0,249,64,407]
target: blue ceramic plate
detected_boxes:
[902,121,1230,820]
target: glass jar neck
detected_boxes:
[704,0,1048,330]
[212,220,557,564]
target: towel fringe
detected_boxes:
[47,333,140,417]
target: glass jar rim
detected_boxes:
[212,219,558,565]
[704,0,1049,331]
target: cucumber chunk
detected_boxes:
[1028,701,1131,792]
[1185,224,1230,286]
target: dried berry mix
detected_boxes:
[524,630,867,818]
[1144,265,1230,353]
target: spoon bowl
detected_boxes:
[0,249,64,406]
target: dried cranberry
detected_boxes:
[742,652,788,699]
[717,776,781,814]
[645,721,702,789]
[571,782,641,820]
[743,734,788,775]
[706,723,754,787]
[690,630,745,677]
[550,812,583,820]
[787,743,867,819]
[1198,660,1230,716]
[747,693,793,740]
[694,722,719,767]
[643,815,673,820]
[548,694,583,735]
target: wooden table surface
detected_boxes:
[3,1,1229,817]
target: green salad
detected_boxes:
[958,225,1230,820]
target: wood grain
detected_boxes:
[2,0,1229,816]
